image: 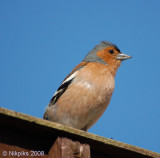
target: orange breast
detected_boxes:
[56,62,115,130]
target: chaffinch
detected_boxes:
[43,41,131,131]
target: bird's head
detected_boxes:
[84,41,132,67]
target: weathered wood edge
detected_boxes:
[0,107,159,158]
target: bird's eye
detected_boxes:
[109,50,114,54]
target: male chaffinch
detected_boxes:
[43,41,131,131]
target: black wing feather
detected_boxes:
[49,78,74,105]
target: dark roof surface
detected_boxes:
[0,107,159,158]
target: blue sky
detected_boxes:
[0,0,160,153]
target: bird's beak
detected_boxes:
[117,53,132,61]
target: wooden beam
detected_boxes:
[49,137,90,158]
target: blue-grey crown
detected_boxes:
[83,41,120,65]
